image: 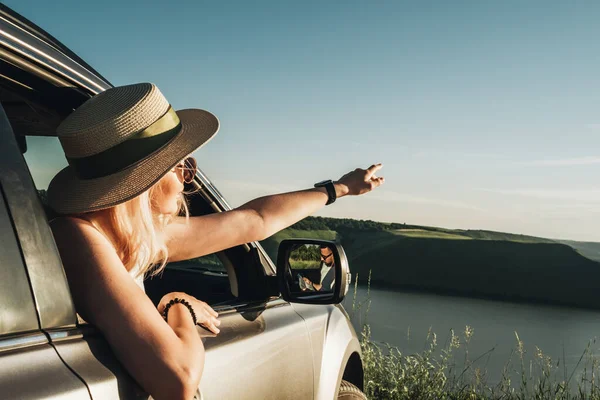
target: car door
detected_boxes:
[202,296,315,400]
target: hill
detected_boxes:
[559,240,600,263]
[261,217,600,309]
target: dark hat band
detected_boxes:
[67,107,181,179]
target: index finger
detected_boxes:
[202,322,220,335]
[366,163,383,178]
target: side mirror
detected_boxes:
[277,239,350,304]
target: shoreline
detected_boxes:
[354,281,600,312]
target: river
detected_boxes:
[343,287,600,385]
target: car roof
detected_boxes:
[0,4,113,137]
[0,4,111,88]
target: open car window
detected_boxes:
[169,250,228,274]
[17,130,237,306]
[22,136,66,190]
[2,70,273,308]
[2,79,235,308]
[152,187,238,306]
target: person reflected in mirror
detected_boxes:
[300,246,336,291]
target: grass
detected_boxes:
[351,273,600,400]
[391,229,472,240]
[289,259,321,269]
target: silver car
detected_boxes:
[0,4,366,399]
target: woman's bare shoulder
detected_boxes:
[50,215,92,229]
[50,216,117,264]
[50,216,102,240]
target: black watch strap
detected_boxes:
[314,180,337,205]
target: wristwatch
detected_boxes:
[314,180,337,205]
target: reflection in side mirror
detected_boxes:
[290,244,336,294]
[277,239,350,305]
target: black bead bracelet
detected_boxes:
[162,298,198,326]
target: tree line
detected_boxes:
[290,216,418,232]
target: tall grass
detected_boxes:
[350,272,600,400]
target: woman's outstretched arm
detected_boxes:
[166,164,384,261]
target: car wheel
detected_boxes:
[337,380,367,400]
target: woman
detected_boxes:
[48,83,384,400]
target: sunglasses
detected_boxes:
[174,156,198,184]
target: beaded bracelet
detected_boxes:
[162,298,198,326]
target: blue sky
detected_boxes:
[8,1,600,241]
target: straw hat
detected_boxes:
[47,82,219,214]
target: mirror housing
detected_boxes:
[277,239,350,304]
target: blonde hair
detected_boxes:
[82,178,189,278]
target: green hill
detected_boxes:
[261,217,600,309]
[559,240,600,263]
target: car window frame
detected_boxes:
[0,98,77,331]
[0,173,39,336]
